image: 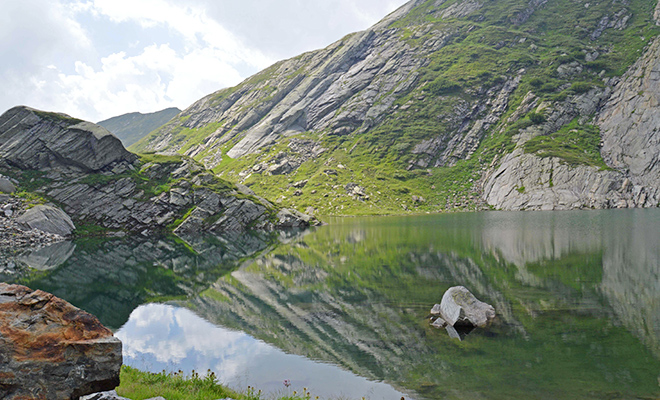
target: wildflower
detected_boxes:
[284,379,292,388]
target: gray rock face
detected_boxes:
[15,205,76,236]
[482,149,652,210]
[0,283,122,400]
[0,106,315,234]
[483,31,660,211]
[0,106,137,173]
[439,286,496,328]
[136,0,445,163]
[38,159,315,234]
[597,37,660,202]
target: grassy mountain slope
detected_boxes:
[132,0,660,215]
[98,107,181,147]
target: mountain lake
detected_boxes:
[2,209,659,400]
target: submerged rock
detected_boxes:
[0,283,122,400]
[434,286,496,328]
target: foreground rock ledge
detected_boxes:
[0,283,122,400]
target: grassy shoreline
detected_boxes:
[117,366,320,400]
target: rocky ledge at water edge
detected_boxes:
[0,283,122,400]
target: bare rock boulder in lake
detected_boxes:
[438,286,496,328]
[0,283,122,400]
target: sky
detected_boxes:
[0,0,409,122]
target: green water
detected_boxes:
[4,210,659,399]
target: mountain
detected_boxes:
[97,107,181,147]
[132,0,660,215]
[0,106,315,235]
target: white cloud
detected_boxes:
[0,0,409,122]
[87,0,271,68]
[39,43,247,121]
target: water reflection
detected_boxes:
[117,304,410,399]
[186,210,659,399]
[2,210,659,399]
[1,230,289,329]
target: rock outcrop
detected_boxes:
[597,37,660,204]
[0,176,15,194]
[0,196,67,259]
[0,107,317,235]
[82,391,131,400]
[0,283,122,399]
[0,106,137,173]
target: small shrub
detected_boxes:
[426,77,461,95]
[529,77,544,87]
[528,112,546,125]
[569,82,592,94]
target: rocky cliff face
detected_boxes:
[0,107,315,235]
[484,34,660,210]
[132,0,660,214]
[598,37,660,200]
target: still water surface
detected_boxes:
[3,210,659,399]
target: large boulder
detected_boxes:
[0,283,122,400]
[16,205,76,236]
[0,177,15,194]
[436,286,496,328]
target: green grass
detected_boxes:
[138,153,185,165]
[32,110,84,125]
[524,119,610,168]
[78,173,132,187]
[118,366,324,400]
[118,367,240,400]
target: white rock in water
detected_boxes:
[440,286,496,328]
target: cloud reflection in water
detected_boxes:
[116,303,409,399]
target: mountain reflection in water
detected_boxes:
[2,210,659,399]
